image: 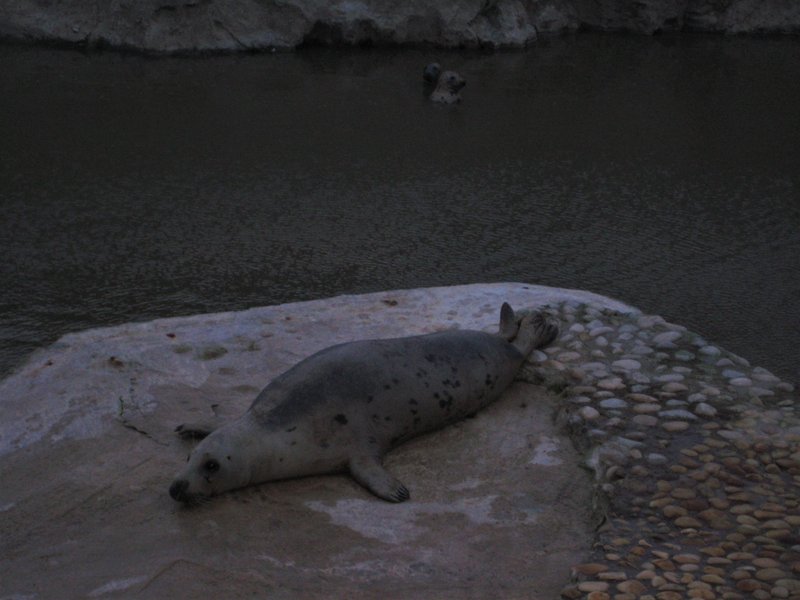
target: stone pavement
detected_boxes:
[534,301,800,600]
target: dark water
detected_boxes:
[1,35,799,384]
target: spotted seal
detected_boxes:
[169,303,558,504]
[423,62,442,84]
[430,70,466,104]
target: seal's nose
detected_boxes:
[169,479,189,501]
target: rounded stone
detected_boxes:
[578,581,610,592]
[751,366,780,382]
[673,553,701,564]
[753,558,781,569]
[573,563,610,576]
[652,558,676,571]
[756,568,787,581]
[722,369,747,379]
[627,393,658,403]
[599,398,628,410]
[663,505,687,518]
[579,406,601,421]
[735,579,762,592]
[597,377,625,390]
[653,331,682,347]
[617,580,647,594]
[730,504,755,515]
[726,552,755,560]
[664,399,688,408]
[662,382,689,393]
[737,524,760,536]
[530,349,548,362]
[670,487,696,499]
[659,409,698,420]
[638,315,666,328]
[775,580,800,593]
[662,421,690,432]
[631,345,655,355]
[750,386,775,397]
[674,516,703,528]
[612,359,642,371]
[736,514,758,526]
[633,415,658,427]
[694,403,717,417]
[699,345,721,356]
[761,519,790,530]
[783,519,800,533]
[655,373,685,383]
[589,326,615,337]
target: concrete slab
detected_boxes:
[0,283,634,599]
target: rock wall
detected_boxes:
[0,0,798,54]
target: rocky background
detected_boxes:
[1,0,798,54]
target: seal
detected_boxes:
[430,70,466,104]
[169,303,558,504]
[423,62,441,84]
[423,62,442,98]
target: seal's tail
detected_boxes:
[499,303,560,357]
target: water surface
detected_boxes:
[1,35,799,384]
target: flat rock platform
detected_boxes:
[0,283,797,599]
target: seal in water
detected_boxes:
[169,303,558,504]
[423,62,442,98]
[430,70,466,104]
[423,62,441,84]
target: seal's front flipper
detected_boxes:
[174,421,218,440]
[349,455,410,503]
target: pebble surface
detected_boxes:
[517,301,800,600]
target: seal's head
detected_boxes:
[430,70,466,104]
[441,71,466,93]
[423,62,442,83]
[169,425,253,505]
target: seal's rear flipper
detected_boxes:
[513,312,560,356]
[499,302,518,341]
[349,455,410,503]
[174,421,219,440]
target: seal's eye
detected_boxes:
[205,459,220,473]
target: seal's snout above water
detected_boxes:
[170,302,559,504]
